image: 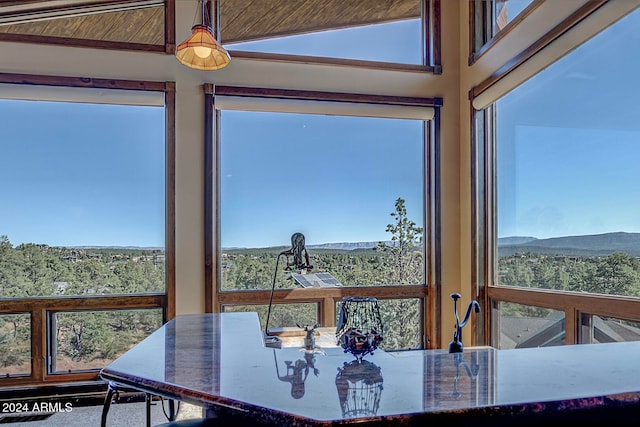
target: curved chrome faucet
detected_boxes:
[448,293,481,353]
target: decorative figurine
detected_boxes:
[297,323,320,351]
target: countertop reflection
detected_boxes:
[100,312,640,426]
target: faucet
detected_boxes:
[448,293,480,353]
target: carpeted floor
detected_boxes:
[0,400,204,427]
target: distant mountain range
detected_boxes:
[67,246,164,251]
[498,232,640,256]
[308,232,640,257]
[225,232,640,256]
[308,241,391,250]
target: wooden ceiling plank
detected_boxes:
[219,0,253,28]
[221,0,283,42]
[77,8,163,44]
[74,11,125,41]
[132,7,164,45]
[0,17,83,37]
[44,15,87,38]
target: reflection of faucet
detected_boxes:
[273,349,319,399]
[448,293,480,353]
[451,352,480,398]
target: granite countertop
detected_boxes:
[100,312,640,426]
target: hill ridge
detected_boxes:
[499,231,640,256]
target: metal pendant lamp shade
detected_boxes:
[175,1,230,71]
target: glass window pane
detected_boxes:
[495,8,640,298]
[220,111,425,291]
[493,0,534,33]
[378,298,422,350]
[222,303,318,333]
[580,314,640,344]
[222,0,424,65]
[494,302,564,349]
[51,309,162,373]
[0,99,166,297]
[0,313,30,376]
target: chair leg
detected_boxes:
[145,393,152,427]
[100,383,117,427]
[168,399,177,421]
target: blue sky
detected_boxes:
[0,101,165,247]
[496,6,640,240]
[220,111,423,248]
[0,17,425,249]
[1,4,639,248]
[497,126,640,239]
[227,17,422,64]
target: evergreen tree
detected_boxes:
[377,197,424,285]
[375,198,424,349]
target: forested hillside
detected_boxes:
[3,198,639,374]
[0,198,426,373]
[498,251,640,297]
[0,235,164,374]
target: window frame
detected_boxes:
[468,0,544,66]
[221,0,442,74]
[0,72,175,388]
[470,5,640,347]
[205,85,443,349]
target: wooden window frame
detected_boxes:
[205,85,443,349]
[0,72,175,389]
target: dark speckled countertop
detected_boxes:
[100,312,640,426]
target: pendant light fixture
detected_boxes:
[175,0,230,71]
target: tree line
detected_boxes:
[223,198,425,350]
[1,198,424,372]
[0,235,164,373]
[9,198,638,372]
[498,251,640,298]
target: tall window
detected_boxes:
[495,8,640,297]
[213,88,439,350]
[474,7,640,349]
[0,82,169,382]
